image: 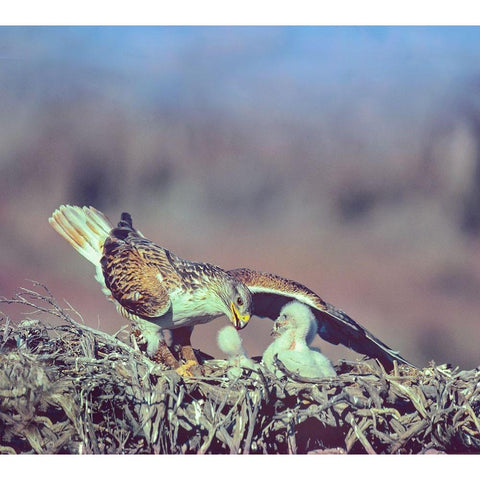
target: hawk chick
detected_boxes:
[263,301,337,379]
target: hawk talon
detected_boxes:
[175,359,203,377]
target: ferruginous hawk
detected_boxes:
[49,205,252,372]
[49,205,413,373]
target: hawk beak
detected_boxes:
[230,302,250,330]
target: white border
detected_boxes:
[2,1,480,25]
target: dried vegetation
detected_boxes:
[0,284,479,454]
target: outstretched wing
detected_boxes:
[228,268,414,370]
[101,213,179,319]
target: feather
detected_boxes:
[229,268,414,370]
[48,205,112,265]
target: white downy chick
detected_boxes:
[262,301,336,379]
[217,325,257,379]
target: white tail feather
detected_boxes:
[48,205,113,266]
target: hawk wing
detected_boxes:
[101,213,179,319]
[228,268,414,370]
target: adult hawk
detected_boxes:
[49,205,413,372]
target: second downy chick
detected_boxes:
[217,325,257,379]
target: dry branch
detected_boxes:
[0,283,479,454]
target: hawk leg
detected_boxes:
[180,345,199,364]
[152,341,180,369]
[171,326,203,376]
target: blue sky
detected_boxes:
[2,26,480,116]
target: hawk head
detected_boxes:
[218,277,252,330]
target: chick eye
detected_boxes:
[236,296,243,306]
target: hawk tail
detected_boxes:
[48,205,113,265]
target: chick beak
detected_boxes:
[271,319,286,337]
[230,302,250,330]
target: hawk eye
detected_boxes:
[236,296,243,306]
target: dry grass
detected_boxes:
[0,283,479,454]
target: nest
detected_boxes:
[1,283,479,454]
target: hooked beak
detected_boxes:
[271,319,287,337]
[230,302,250,330]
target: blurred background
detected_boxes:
[1,26,480,369]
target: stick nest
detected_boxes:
[1,283,479,454]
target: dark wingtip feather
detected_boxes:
[317,303,416,371]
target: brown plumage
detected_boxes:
[101,228,177,319]
[228,268,415,370]
[49,206,253,365]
